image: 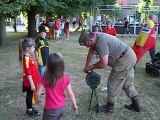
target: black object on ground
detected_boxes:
[86,71,105,112]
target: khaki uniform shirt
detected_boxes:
[96,33,127,67]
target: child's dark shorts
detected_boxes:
[42,106,66,120]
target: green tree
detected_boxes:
[102,0,116,5]
[0,0,22,46]
[50,0,99,17]
[20,0,94,37]
[0,0,111,45]
[137,0,155,22]
[19,0,58,37]
[95,0,117,21]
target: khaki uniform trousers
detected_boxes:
[107,48,138,103]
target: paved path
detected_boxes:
[6,25,27,32]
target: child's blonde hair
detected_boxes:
[19,38,35,64]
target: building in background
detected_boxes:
[117,0,160,5]
[156,0,160,5]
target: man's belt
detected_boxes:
[119,47,129,58]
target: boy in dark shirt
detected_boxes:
[35,26,49,76]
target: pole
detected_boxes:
[114,9,115,25]
[134,6,136,36]
[88,89,94,112]
[156,12,158,35]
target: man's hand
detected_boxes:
[83,65,94,73]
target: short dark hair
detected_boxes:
[78,30,96,46]
[95,25,99,28]
[88,32,95,39]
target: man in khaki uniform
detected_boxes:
[78,30,142,113]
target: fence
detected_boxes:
[91,5,160,35]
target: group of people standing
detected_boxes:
[41,17,70,40]
[94,17,132,38]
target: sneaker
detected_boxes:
[32,107,38,113]
[26,108,40,117]
[26,109,34,116]
[32,107,40,116]
[98,104,107,112]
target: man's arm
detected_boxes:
[83,54,108,72]
[92,54,108,69]
[85,47,96,67]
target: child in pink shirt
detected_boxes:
[36,53,77,120]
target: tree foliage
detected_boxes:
[0,0,22,17]
[102,0,116,5]
[137,0,155,22]
[0,0,23,46]
[47,0,102,17]
[0,0,118,44]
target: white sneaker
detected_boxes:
[101,87,108,92]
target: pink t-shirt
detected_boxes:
[41,75,70,109]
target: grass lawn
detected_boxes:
[0,32,160,120]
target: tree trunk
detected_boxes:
[27,9,37,37]
[0,15,6,46]
[13,17,17,32]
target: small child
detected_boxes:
[64,17,70,40]
[54,18,61,40]
[36,53,77,120]
[35,26,49,77]
[19,38,41,116]
[60,19,65,36]
[103,20,117,36]
[94,26,101,33]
